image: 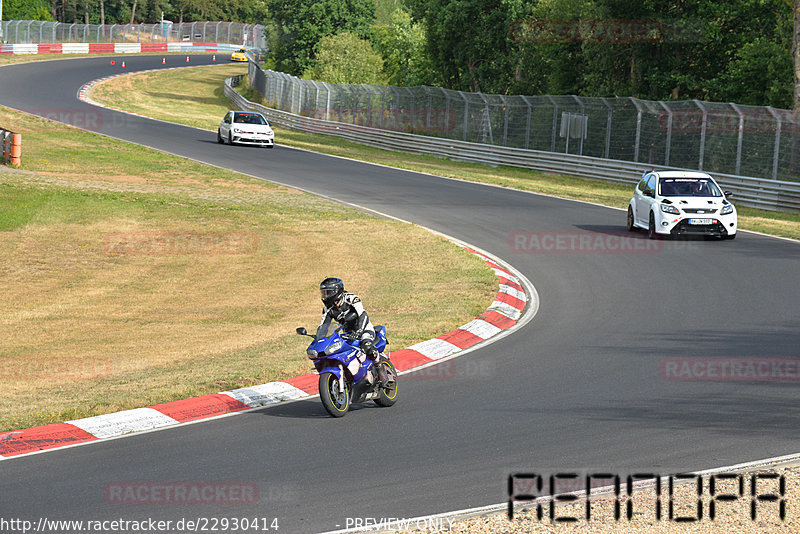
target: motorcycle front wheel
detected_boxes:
[374,361,398,407]
[319,372,350,417]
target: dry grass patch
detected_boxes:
[0,105,496,431]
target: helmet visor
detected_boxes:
[321,288,338,300]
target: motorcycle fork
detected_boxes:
[336,365,346,396]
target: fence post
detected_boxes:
[658,101,672,166]
[729,102,745,176]
[766,107,782,180]
[520,95,532,150]
[630,97,643,163]
[442,88,451,138]
[693,99,707,170]
[546,95,558,152]
[572,95,585,156]
[600,97,612,159]
[499,95,509,146]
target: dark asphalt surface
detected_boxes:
[1,56,800,533]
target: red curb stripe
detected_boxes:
[150,394,250,423]
[88,43,115,53]
[495,291,526,310]
[0,423,97,457]
[283,373,319,394]
[390,349,433,371]
[478,310,518,330]
[438,329,484,350]
[499,277,523,292]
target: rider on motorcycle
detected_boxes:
[318,277,389,385]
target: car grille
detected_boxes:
[682,208,717,214]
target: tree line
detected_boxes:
[4,0,798,110]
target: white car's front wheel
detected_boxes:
[648,212,659,240]
[627,206,637,232]
[217,130,224,144]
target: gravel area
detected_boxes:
[392,465,799,533]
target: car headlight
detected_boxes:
[660,204,680,215]
[720,204,734,215]
[233,128,242,133]
[324,340,343,355]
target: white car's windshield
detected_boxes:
[233,113,267,125]
[659,178,722,198]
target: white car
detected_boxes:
[627,170,737,240]
[218,110,275,148]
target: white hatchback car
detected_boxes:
[218,110,275,148]
[627,170,737,240]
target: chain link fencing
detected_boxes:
[0,20,267,49]
[248,64,800,183]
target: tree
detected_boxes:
[268,0,376,76]
[2,0,54,20]
[371,8,435,86]
[408,0,531,93]
[302,32,387,84]
[793,0,799,109]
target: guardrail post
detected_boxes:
[500,95,509,146]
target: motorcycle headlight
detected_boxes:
[660,204,680,215]
[306,348,318,358]
[720,204,734,215]
[324,340,343,355]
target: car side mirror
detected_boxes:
[643,190,654,198]
[296,327,307,336]
[724,191,733,198]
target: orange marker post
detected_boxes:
[185,56,189,63]
[121,60,125,68]
[10,134,22,166]
[162,57,166,64]
[212,54,216,62]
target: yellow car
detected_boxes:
[230,48,251,62]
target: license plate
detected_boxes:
[688,218,713,225]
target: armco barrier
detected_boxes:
[224,76,800,213]
[1,129,22,166]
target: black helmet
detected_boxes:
[320,277,344,306]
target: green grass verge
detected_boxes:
[0,104,496,432]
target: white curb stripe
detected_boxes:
[408,338,462,360]
[458,318,503,339]
[498,285,526,301]
[70,408,179,439]
[491,267,518,283]
[489,300,523,320]
[221,382,308,408]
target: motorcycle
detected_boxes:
[296,323,398,417]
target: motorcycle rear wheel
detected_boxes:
[319,372,350,417]
[374,361,398,407]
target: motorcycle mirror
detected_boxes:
[296,327,307,336]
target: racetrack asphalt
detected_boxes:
[1,55,800,533]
